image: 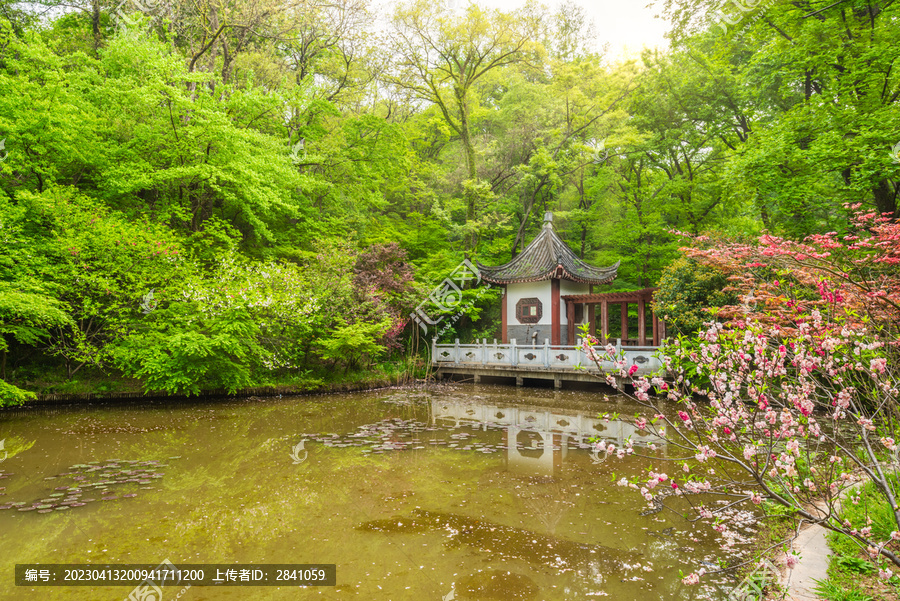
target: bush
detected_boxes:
[652,256,737,335]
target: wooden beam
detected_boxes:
[638,298,646,346]
[560,287,659,304]
[652,312,659,346]
[601,301,609,344]
[567,301,575,346]
[551,279,561,345]
[621,302,628,343]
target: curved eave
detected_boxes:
[477,262,619,286]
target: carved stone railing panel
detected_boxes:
[432,338,666,377]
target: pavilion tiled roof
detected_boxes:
[477,217,619,285]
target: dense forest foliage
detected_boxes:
[0,0,897,401]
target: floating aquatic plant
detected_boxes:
[0,460,168,514]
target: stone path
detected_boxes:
[782,524,832,600]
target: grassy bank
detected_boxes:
[814,478,900,601]
[2,358,429,407]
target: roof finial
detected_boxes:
[543,212,553,228]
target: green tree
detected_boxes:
[386,0,539,246]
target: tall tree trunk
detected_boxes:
[873,179,898,219]
[92,0,102,55]
[457,88,478,249]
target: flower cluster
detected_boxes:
[581,221,900,581]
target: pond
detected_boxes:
[0,384,754,600]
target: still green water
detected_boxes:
[0,384,748,600]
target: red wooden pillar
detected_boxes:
[501,286,508,343]
[551,279,561,346]
[638,298,646,346]
[588,304,596,337]
[601,301,609,344]
[652,312,660,346]
[567,301,575,345]
[620,302,628,344]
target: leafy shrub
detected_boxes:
[652,256,738,335]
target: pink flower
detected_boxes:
[786,440,800,456]
[628,364,639,376]
[784,553,800,569]
[682,572,700,585]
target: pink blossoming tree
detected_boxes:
[583,209,900,584]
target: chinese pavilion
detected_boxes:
[477,213,619,346]
[478,213,664,347]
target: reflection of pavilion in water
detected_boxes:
[431,399,666,477]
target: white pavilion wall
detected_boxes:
[505,280,591,345]
[506,281,551,344]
